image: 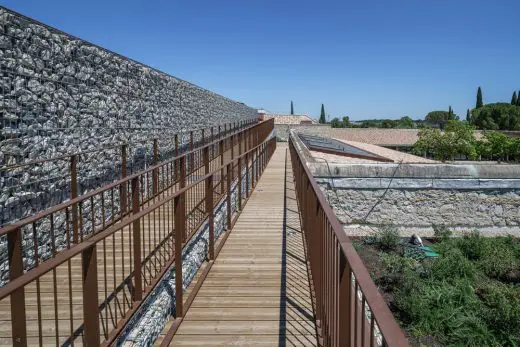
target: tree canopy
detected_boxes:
[319,104,326,124]
[476,87,484,109]
[469,103,520,130]
[425,110,457,129]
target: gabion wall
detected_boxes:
[0,7,257,226]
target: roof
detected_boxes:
[264,114,317,125]
[328,128,420,146]
[310,139,437,164]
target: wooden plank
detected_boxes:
[164,144,318,346]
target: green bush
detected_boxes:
[478,243,517,280]
[455,231,488,260]
[430,248,477,282]
[380,252,416,274]
[433,224,453,240]
[478,282,520,346]
[377,225,400,250]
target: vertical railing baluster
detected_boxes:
[121,144,128,215]
[8,227,27,347]
[206,174,215,260]
[153,139,159,196]
[71,155,79,244]
[132,177,142,301]
[82,244,100,347]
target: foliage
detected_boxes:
[477,86,484,109]
[478,282,520,346]
[319,104,326,124]
[470,103,520,130]
[512,92,518,106]
[380,252,416,274]
[361,231,520,346]
[330,116,351,128]
[413,120,477,161]
[424,110,457,128]
[290,100,294,115]
[353,116,417,129]
[433,224,453,240]
[377,225,400,250]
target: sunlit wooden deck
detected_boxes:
[162,144,318,346]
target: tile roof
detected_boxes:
[329,129,420,146]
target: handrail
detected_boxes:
[0,119,271,236]
[289,133,408,347]
[0,119,275,347]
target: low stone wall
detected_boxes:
[320,184,520,230]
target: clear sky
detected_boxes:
[3,0,519,120]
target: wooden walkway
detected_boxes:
[166,144,318,346]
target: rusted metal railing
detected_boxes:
[0,119,275,347]
[289,135,408,347]
[0,119,256,229]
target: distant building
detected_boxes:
[258,110,317,125]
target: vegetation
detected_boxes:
[357,229,520,346]
[469,103,520,130]
[290,100,294,115]
[512,92,518,106]
[319,104,326,124]
[477,86,484,109]
[425,110,458,129]
[413,120,477,161]
[330,116,351,128]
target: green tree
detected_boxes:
[319,104,326,124]
[449,105,453,116]
[518,91,520,106]
[425,110,456,129]
[290,101,294,115]
[397,116,415,128]
[470,103,520,130]
[330,117,342,128]
[512,92,518,106]
[476,87,484,109]
[413,120,477,161]
[477,131,512,161]
[466,109,471,122]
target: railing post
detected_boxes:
[211,127,214,142]
[230,135,235,181]
[201,129,205,146]
[206,174,215,260]
[178,156,186,243]
[120,144,128,215]
[153,139,158,196]
[70,155,79,244]
[189,131,194,173]
[174,134,179,181]
[174,156,186,318]
[245,152,250,198]
[8,227,27,347]
[132,177,142,301]
[219,140,225,194]
[82,244,100,347]
[226,163,232,230]
[339,249,352,347]
[238,156,243,211]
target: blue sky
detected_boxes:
[3,0,519,120]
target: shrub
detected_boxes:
[433,224,453,240]
[455,230,488,260]
[430,248,477,282]
[377,225,400,250]
[478,282,520,346]
[477,242,517,280]
[380,252,416,274]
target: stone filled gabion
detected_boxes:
[0,6,257,227]
[116,165,252,347]
[0,6,258,286]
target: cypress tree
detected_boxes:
[466,109,471,122]
[517,91,520,106]
[319,104,326,124]
[512,92,517,106]
[476,87,483,108]
[290,101,294,115]
[449,105,453,116]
